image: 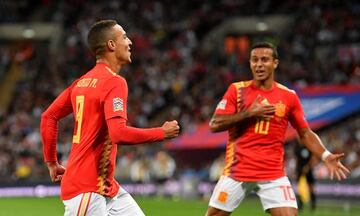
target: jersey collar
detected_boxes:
[96,62,117,76]
[251,80,276,92]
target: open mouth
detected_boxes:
[256,70,265,76]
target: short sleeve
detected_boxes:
[103,77,128,120]
[214,84,237,115]
[289,93,308,130]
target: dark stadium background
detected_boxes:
[0,0,359,215]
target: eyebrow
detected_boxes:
[251,55,270,57]
[250,56,273,60]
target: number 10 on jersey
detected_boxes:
[73,95,84,143]
[254,118,270,134]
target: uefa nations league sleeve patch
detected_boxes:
[216,99,227,110]
[113,97,124,111]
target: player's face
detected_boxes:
[249,48,278,82]
[113,24,132,64]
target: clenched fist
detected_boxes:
[46,161,66,182]
[162,120,180,139]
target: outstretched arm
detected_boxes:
[297,127,350,180]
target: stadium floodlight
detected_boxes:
[23,28,35,38]
[256,21,268,32]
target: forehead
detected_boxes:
[113,24,126,36]
[250,48,274,57]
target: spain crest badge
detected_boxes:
[275,102,286,117]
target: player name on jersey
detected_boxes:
[76,78,98,88]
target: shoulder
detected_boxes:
[111,74,127,84]
[232,80,252,89]
[70,78,80,88]
[276,82,296,95]
[100,76,128,100]
[104,75,127,90]
[222,81,251,98]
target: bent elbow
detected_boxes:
[108,135,119,145]
[108,130,122,144]
[209,121,220,133]
[41,111,49,120]
[41,109,58,122]
[210,127,221,133]
[40,111,52,127]
[107,125,119,144]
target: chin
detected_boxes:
[126,53,132,63]
[254,77,267,81]
[121,58,131,64]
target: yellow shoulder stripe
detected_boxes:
[233,81,251,89]
[276,83,295,94]
[232,81,251,112]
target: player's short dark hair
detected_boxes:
[250,42,278,59]
[87,19,118,56]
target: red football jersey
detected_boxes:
[214,80,308,181]
[44,63,128,200]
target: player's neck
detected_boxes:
[96,58,121,74]
[253,79,274,90]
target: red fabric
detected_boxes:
[107,117,164,144]
[40,63,165,200]
[214,81,308,181]
[41,85,74,162]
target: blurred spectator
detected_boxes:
[151,150,176,182]
[151,150,176,196]
[130,158,152,183]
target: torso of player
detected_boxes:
[219,81,303,181]
[61,64,124,200]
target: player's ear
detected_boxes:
[107,40,116,51]
[274,59,279,69]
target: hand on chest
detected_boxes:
[243,93,289,121]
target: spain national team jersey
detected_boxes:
[52,63,128,200]
[214,80,308,181]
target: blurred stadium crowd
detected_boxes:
[0,0,359,183]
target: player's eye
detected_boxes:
[261,57,270,62]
